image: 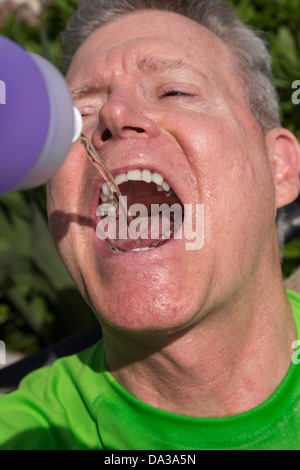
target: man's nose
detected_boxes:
[91,89,160,145]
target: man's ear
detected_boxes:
[266,128,300,209]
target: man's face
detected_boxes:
[47,10,277,331]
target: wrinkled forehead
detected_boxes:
[67,9,240,87]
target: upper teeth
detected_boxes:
[100,169,173,203]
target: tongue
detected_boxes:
[99,211,178,252]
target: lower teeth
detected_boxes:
[131,247,155,252]
[109,246,155,253]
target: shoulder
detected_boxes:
[0,340,105,449]
[16,338,104,393]
[21,338,105,404]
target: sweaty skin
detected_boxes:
[47,10,300,417]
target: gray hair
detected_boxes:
[61,0,281,131]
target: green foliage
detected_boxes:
[282,236,300,279]
[1,0,300,355]
[0,189,95,354]
[227,0,300,137]
[0,0,80,66]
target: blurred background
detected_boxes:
[0,0,300,361]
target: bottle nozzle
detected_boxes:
[72,107,83,143]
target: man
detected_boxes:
[1,0,300,450]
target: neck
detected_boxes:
[103,257,296,418]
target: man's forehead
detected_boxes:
[67,9,235,79]
[77,9,211,49]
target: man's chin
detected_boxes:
[84,251,205,333]
[59,219,209,333]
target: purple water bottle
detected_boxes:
[0,36,82,195]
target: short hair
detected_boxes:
[61,0,281,131]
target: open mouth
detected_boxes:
[96,169,184,253]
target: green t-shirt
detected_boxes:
[1,290,300,450]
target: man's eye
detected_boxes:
[162,90,193,98]
[79,106,97,117]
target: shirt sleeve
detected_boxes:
[0,365,83,450]
[0,344,104,450]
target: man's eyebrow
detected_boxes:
[71,56,205,98]
[136,56,209,81]
[136,56,191,73]
[71,83,101,99]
